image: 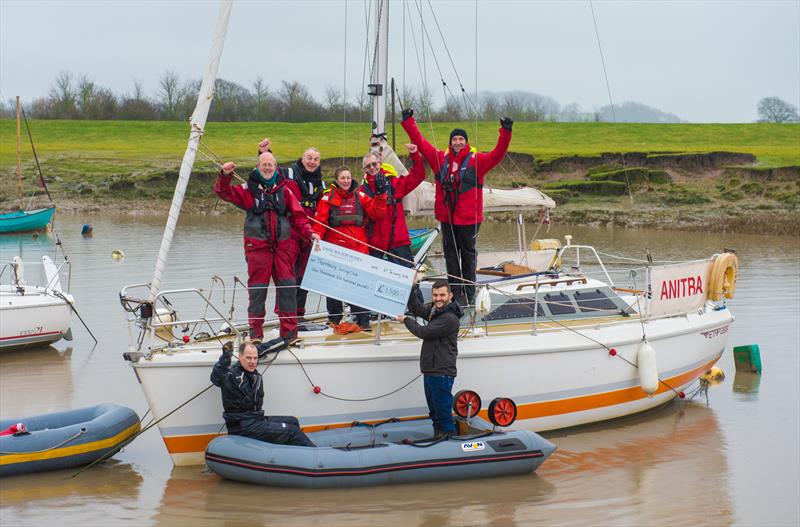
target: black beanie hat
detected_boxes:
[449,128,468,143]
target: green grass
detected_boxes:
[2,120,798,169]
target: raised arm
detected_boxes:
[400,110,444,172]
[214,162,248,210]
[474,118,513,181]
[393,147,427,200]
[210,343,233,386]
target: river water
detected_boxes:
[0,213,797,526]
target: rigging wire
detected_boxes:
[342,0,348,165]
[589,0,634,203]
[403,0,438,147]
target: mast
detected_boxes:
[16,96,22,210]
[370,0,389,136]
[148,0,233,301]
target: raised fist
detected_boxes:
[401,108,414,121]
[500,117,513,131]
[258,137,271,153]
[222,161,236,175]
[373,172,388,195]
[405,143,418,155]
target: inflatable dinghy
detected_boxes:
[206,415,556,488]
[0,404,140,476]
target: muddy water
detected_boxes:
[0,214,797,527]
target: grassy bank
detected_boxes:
[0,120,798,234]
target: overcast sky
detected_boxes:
[1,0,798,123]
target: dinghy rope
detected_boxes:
[0,429,86,455]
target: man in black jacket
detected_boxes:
[210,341,315,446]
[396,280,463,437]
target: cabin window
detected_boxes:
[543,292,575,315]
[574,289,618,314]
[484,297,544,321]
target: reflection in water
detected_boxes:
[0,346,73,417]
[733,372,761,396]
[0,214,797,526]
[0,461,146,525]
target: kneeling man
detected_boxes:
[210,341,315,446]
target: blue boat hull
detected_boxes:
[206,417,556,488]
[0,404,140,476]
[0,207,55,234]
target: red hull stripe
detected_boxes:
[0,330,61,342]
[206,450,543,478]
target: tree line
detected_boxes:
[0,71,632,123]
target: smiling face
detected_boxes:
[335,169,353,191]
[301,148,321,172]
[431,285,453,309]
[450,135,467,154]
[238,344,259,372]
[257,152,278,177]
[362,153,380,176]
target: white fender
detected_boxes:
[42,255,63,291]
[475,287,492,316]
[637,340,659,395]
[11,256,25,287]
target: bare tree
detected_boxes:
[48,70,78,118]
[158,71,182,120]
[252,77,274,120]
[757,96,799,123]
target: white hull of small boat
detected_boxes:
[0,256,73,350]
[129,302,732,466]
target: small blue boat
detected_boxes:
[0,404,140,476]
[0,207,55,234]
[206,416,556,488]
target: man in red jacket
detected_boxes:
[215,152,320,349]
[360,143,426,268]
[401,109,513,305]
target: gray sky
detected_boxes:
[1,0,798,122]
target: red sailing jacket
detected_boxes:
[401,116,511,225]
[214,170,313,252]
[312,185,386,254]
[360,151,426,251]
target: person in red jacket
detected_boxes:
[313,167,387,331]
[257,137,326,321]
[401,109,513,305]
[360,143,426,268]
[215,152,320,350]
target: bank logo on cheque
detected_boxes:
[461,441,485,452]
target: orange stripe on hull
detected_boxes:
[162,356,720,455]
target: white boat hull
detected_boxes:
[131,306,732,466]
[0,286,72,350]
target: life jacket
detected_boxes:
[283,163,326,210]
[436,151,479,211]
[361,167,398,243]
[244,171,291,242]
[328,188,364,227]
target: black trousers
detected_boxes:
[230,415,315,447]
[441,223,480,304]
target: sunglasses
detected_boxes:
[363,161,380,169]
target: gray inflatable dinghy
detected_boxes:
[206,416,556,488]
[0,403,140,476]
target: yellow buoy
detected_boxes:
[111,250,125,261]
[700,366,726,385]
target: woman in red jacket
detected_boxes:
[313,167,387,330]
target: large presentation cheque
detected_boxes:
[300,240,415,316]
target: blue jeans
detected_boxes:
[424,374,455,434]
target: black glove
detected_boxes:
[222,341,234,355]
[373,172,388,195]
[500,117,513,131]
[401,108,414,121]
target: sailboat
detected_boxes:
[0,97,55,234]
[118,0,738,466]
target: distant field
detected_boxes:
[1,120,798,175]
